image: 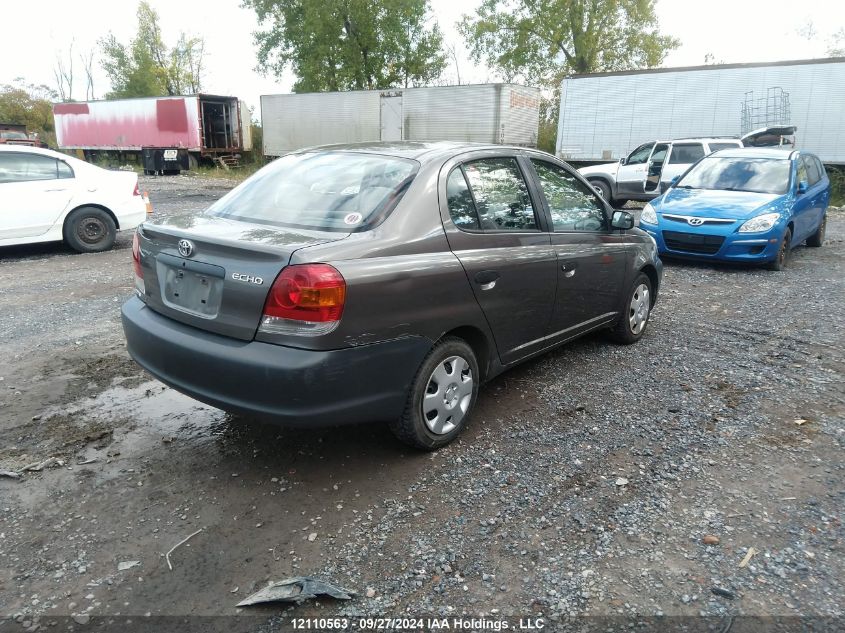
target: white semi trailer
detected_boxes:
[556,57,845,165]
[261,84,540,156]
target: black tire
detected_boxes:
[806,214,826,247]
[609,273,653,344]
[63,206,117,253]
[389,337,479,451]
[767,227,792,271]
[589,179,612,204]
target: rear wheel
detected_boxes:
[609,273,652,344]
[63,206,117,253]
[589,179,612,204]
[767,227,792,270]
[806,215,826,247]
[389,337,479,451]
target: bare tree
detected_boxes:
[445,42,462,86]
[53,40,75,101]
[80,48,96,100]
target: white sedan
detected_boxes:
[0,145,149,252]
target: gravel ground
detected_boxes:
[0,174,843,632]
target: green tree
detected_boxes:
[0,80,58,146]
[460,0,679,153]
[100,1,205,98]
[243,0,447,92]
[460,0,679,84]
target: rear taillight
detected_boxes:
[132,232,145,296]
[259,264,346,336]
[133,181,141,196]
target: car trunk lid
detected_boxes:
[137,215,348,341]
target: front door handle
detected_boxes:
[474,270,500,290]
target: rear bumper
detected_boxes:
[121,297,432,426]
[115,198,148,231]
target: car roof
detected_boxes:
[293,141,533,164]
[656,137,742,144]
[0,144,66,159]
[708,147,798,159]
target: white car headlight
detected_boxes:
[738,212,780,233]
[640,203,658,225]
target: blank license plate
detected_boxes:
[162,267,222,317]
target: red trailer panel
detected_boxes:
[54,96,203,151]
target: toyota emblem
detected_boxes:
[178,239,194,257]
[687,217,704,226]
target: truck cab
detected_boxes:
[578,126,795,206]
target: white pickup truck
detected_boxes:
[578,127,795,205]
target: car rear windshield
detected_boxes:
[676,156,790,194]
[205,152,418,232]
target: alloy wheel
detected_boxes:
[628,283,650,335]
[422,355,473,435]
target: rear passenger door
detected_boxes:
[441,154,556,365]
[528,158,628,340]
[800,155,826,239]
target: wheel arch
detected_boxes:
[639,264,660,306]
[63,203,120,235]
[586,175,616,199]
[437,325,494,382]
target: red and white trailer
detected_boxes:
[54,94,252,170]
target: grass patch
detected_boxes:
[827,164,845,206]
[194,161,265,182]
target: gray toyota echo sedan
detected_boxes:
[122,142,662,449]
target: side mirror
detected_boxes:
[797,180,808,194]
[619,157,628,166]
[611,210,635,230]
[670,176,680,187]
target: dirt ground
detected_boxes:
[1,174,843,632]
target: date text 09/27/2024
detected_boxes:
[291,617,546,630]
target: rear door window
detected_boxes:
[531,159,606,232]
[0,153,59,183]
[668,143,705,164]
[461,158,539,231]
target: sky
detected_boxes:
[2,0,843,118]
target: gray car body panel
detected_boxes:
[124,141,662,424]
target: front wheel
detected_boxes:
[609,273,653,344]
[767,227,792,271]
[589,179,612,204]
[389,337,479,451]
[63,206,117,253]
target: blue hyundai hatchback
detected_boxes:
[638,148,829,270]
